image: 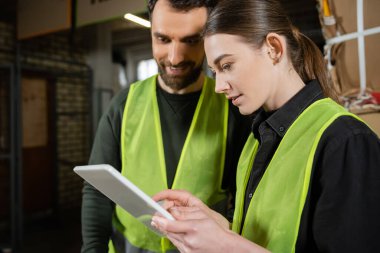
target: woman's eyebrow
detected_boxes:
[213,54,232,66]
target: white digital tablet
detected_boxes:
[73,164,174,236]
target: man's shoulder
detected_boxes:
[110,86,130,109]
[111,75,156,104]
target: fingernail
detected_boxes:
[152,216,164,226]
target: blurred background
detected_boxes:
[0,0,379,252]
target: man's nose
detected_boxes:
[168,42,185,66]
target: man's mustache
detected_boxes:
[161,61,195,68]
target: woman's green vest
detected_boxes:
[232,98,361,253]
[109,75,229,253]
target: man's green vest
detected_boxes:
[109,75,229,253]
[232,98,361,253]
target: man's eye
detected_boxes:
[185,38,201,45]
[157,37,170,43]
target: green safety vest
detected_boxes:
[232,98,361,253]
[110,75,229,253]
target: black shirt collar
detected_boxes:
[252,80,325,138]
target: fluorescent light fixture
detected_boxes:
[124,13,151,28]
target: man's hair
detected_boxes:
[147,0,217,17]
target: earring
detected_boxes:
[268,51,279,65]
[273,57,279,65]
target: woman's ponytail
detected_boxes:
[291,27,339,102]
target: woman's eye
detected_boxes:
[221,63,231,71]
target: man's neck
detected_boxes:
[157,73,205,95]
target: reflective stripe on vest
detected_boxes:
[233,98,362,253]
[110,75,228,252]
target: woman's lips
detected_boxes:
[227,95,242,106]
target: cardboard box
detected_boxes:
[357,112,380,137]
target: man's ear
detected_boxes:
[265,33,283,65]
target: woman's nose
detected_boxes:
[215,78,231,94]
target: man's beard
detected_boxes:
[157,60,203,90]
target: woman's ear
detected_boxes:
[265,33,284,65]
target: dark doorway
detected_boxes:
[21,75,56,220]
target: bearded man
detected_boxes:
[80,0,250,252]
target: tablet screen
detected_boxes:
[74,164,174,236]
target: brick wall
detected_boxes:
[56,76,91,209]
[0,21,15,239]
[20,33,92,210]
[0,21,14,64]
[0,20,92,217]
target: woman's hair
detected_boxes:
[204,0,338,101]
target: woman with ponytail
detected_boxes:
[151,0,380,252]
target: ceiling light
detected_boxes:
[124,13,151,28]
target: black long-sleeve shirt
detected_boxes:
[81,81,251,253]
[243,80,380,252]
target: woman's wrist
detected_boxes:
[223,230,271,253]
